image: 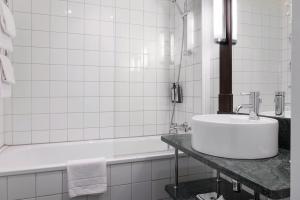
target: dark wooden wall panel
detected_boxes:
[218,0,233,113]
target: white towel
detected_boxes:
[67,158,107,198]
[0,2,13,52]
[0,81,11,97]
[0,54,15,84]
[0,1,16,38]
[217,196,226,200]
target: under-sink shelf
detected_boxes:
[162,134,290,199]
[165,178,253,200]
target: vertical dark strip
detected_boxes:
[218,0,233,113]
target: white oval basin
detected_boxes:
[191,114,279,159]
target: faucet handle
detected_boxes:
[182,122,191,132]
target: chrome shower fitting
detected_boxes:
[169,122,191,134]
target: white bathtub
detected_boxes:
[0,136,173,177]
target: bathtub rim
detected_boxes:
[0,136,182,177]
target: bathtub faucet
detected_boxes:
[169,122,191,134]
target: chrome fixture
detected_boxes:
[169,122,191,134]
[274,91,291,117]
[235,91,262,120]
[169,0,189,134]
[171,83,183,103]
[232,179,241,192]
[275,91,285,116]
[170,0,194,55]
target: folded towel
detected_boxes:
[196,192,219,200]
[67,158,107,198]
[0,54,15,84]
[0,2,13,52]
[0,1,16,38]
[217,196,226,200]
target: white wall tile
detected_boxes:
[32,0,50,14]
[111,184,131,200]
[68,2,84,18]
[14,29,31,46]
[14,12,31,29]
[32,114,50,130]
[13,46,31,63]
[51,0,67,17]
[132,182,151,200]
[32,14,50,31]
[68,97,84,113]
[151,159,171,180]
[151,179,170,200]
[110,163,132,186]
[8,0,175,144]
[51,16,67,32]
[51,33,67,49]
[101,6,115,22]
[0,177,7,200]
[36,171,62,196]
[130,0,143,10]
[85,5,100,20]
[32,47,50,64]
[8,174,36,200]
[132,161,152,183]
[11,133,31,145]
[50,114,67,130]
[13,0,31,12]
[37,194,63,200]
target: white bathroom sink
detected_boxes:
[261,111,291,119]
[191,114,279,159]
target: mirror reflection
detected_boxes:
[233,0,292,119]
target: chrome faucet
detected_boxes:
[235,91,262,120]
[169,122,191,134]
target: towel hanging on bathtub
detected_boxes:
[67,158,107,198]
[0,54,15,84]
[0,1,16,38]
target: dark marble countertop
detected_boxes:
[161,134,290,199]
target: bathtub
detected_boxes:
[0,136,173,177]
[0,136,215,200]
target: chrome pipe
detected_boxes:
[174,148,179,189]
[216,171,221,197]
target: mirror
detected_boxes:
[232,0,292,119]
